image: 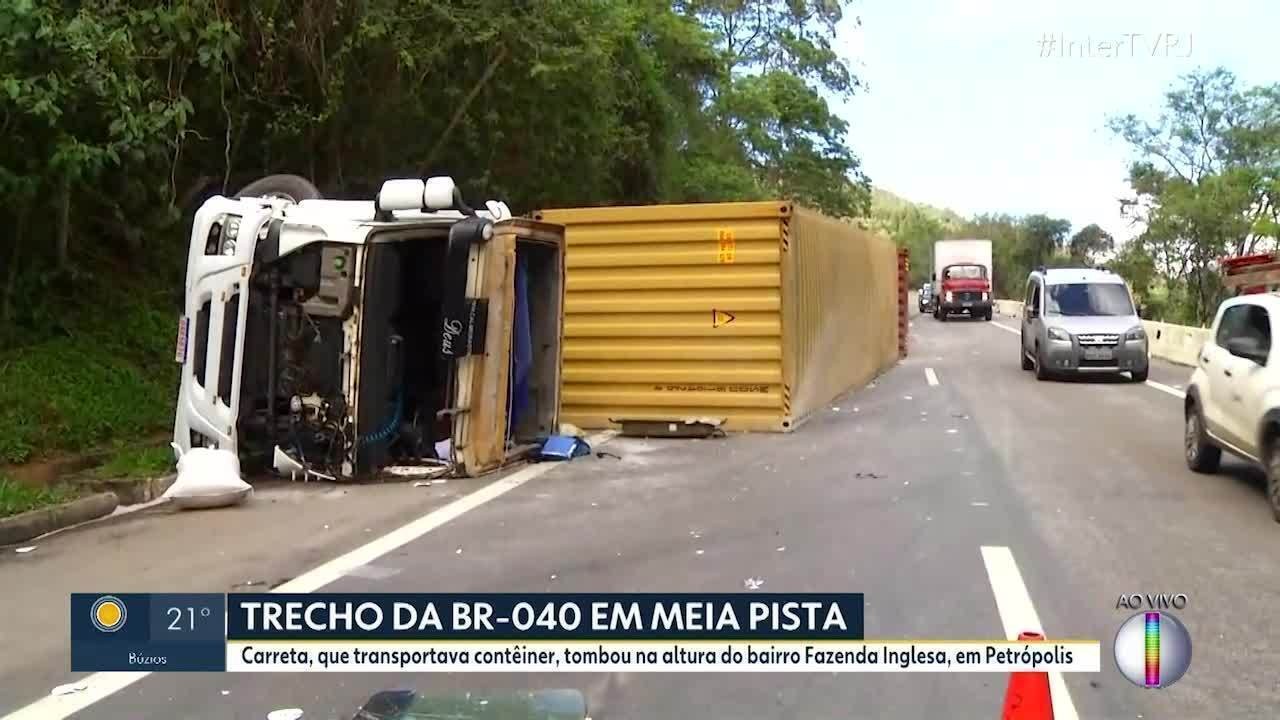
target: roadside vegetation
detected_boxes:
[871,68,1280,325]
[0,475,74,518]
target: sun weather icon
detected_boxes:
[1113,611,1192,689]
[90,595,127,633]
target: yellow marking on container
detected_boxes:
[718,229,736,263]
[712,309,736,328]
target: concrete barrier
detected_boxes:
[990,299,1205,367]
[1142,320,1209,367]
[994,300,1023,318]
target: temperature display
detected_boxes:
[72,593,226,672]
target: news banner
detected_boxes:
[71,593,1100,673]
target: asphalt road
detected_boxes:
[5,313,1280,719]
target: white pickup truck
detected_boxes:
[1184,252,1280,521]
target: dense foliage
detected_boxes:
[0,0,868,463]
[1110,68,1280,325]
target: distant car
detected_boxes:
[1019,268,1149,381]
[1184,293,1280,522]
[918,284,934,313]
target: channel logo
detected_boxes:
[1113,611,1191,688]
[90,595,127,633]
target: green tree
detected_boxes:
[1110,67,1280,322]
[679,0,870,217]
[1108,241,1157,303]
[1069,224,1115,263]
[1021,214,1072,269]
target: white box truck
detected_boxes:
[933,239,993,321]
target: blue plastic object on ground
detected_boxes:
[538,435,591,461]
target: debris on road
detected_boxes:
[387,465,450,480]
[15,546,36,554]
[51,682,87,696]
[267,710,305,720]
[537,435,592,461]
[595,451,623,461]
[853,472,884,479]
[164,445,252,510]
[743,577,765,591]
[455,547,463,555]
[612,417,725,439]
[951,413,970,419]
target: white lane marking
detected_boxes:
[990,321,1020,335]
[980,546,1079,720]
[970,501,990,507]
[2,431,617,720]
[1144,380,1186,399]
[925,367,940,386]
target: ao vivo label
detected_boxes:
[1114,593,1188,610]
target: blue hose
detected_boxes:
[359,394,403,446]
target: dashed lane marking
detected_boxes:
[1144,379,1186,399]
[925,367,940,386]
[980,546,1080,720]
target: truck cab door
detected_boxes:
[173,198,273,456]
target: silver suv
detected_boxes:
[1020,268,1149,381]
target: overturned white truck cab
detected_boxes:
[173,175,565,480]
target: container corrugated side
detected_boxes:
[533,202,790,431]
[781,207,900,425]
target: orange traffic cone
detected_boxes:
[1001,631,1053,720]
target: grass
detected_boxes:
[95,443,175,478]
[0,260,180,465]
[0,475,76,518]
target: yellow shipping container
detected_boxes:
[532,201,899,432]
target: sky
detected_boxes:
[833,0,1278,242]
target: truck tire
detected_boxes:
[984,309,993,321]
[235,174,322,203]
